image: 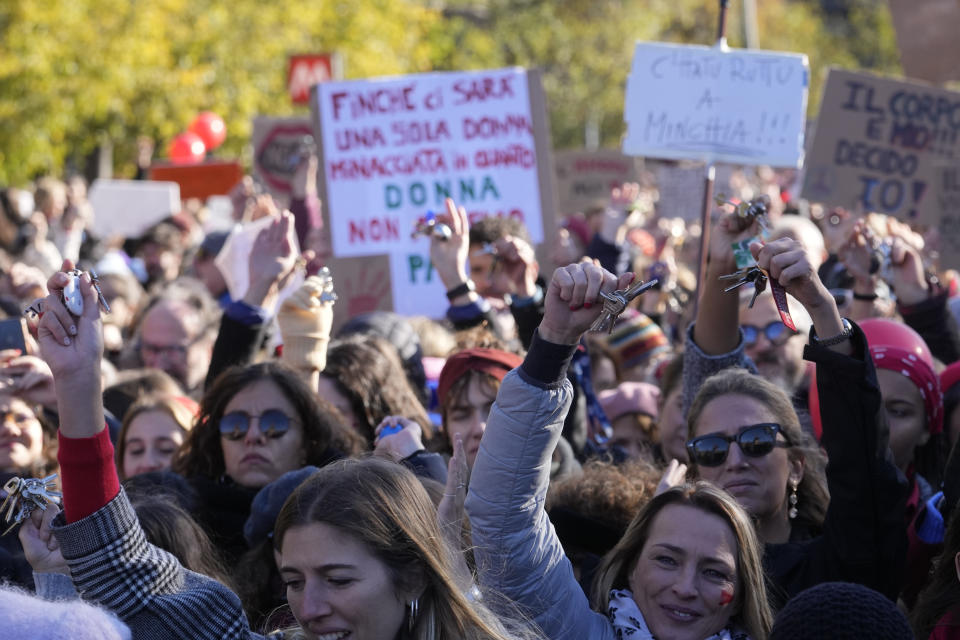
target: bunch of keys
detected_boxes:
[589,278,659,334]
[718,265,798,332]
[411,212,452,242]
[0,474,61,535]
[24,269,111,319]
[720,265,769,309]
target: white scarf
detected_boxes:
[607,589,752,640]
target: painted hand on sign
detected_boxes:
[342,263,392,318]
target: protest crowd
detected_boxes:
[3,17,960,640]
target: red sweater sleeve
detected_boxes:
[57,428,121,523]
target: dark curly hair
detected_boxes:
[171,361,363,481]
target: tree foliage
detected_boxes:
[0,0,902,184]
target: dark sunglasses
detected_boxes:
[686,423,789,467]
[742,321,796,347]
[219,410,296,441]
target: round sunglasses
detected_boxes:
[219,409,296,441]
[742,321,796,347]
[686,423,789,467]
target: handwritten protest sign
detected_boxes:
[936,165,960,271]
[802,68,960,224]
[888,0,960,85]
[623,42,808,167]
[252,116,315,203]
[311,68,556,320]
[88,179,180,239]
[553,150,643,214]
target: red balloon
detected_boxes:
[168,132,206,164]
[189,111,227,150]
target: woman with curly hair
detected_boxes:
[171,361,363,563]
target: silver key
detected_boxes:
[589,279,659,334]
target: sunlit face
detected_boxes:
[658,387,688,463]
[877,369,929,471]
[220,379,305,488]
[628,504,739,640]
[280,522,412,640]
[692,394,802,524]
[444,375,497,468]
[122,409,186,479]
[0,396,43,472]
[739,296,805,394]
[140,302,211,392]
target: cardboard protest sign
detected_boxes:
[802,68,960,224]
[936,165,960,271]
[311,67,556,320]
[251,116,315,202]
[623,42,808,167]
[88,179,180,239]
[553,150,642,214]
[148,161,243,200]
[888,0,960,85]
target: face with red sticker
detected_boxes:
[628,504,739,640]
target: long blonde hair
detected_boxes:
[274,457,541,640]
[592,482,773,640]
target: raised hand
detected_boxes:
[538,262,633,345]
[751,237,827,311]
[429,198,471,291]
[491,235,538,299]
[36,262,103,382]
[245,211,299,309]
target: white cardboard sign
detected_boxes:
[623,42,809,167]
[315,68,544,259]
[88,179,180,239]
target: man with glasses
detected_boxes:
[139,293,217,397]
[739,287,812,397]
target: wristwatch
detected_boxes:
[811,317,853,347]
[446,280,476,301]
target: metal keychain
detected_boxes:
[23,269,111,319]
[411,212,452,241]
[589,279,659,334]
[0,474,61,535]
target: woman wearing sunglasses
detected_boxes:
[466,261,774,640]
[171,361,364,564]
[683,226,907,607]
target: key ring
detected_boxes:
[589,278,659,334]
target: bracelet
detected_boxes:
[852,291,878,301]
[446,280,476,301]
[811,317,854,347]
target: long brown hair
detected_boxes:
[687,368,829,531]
[115,394,195,481]
[592,482,773,640]
[274,457,541,640]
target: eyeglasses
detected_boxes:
[219,410,296,441]
[686,423,789,467]
[742,321,796,347]
[140,341,189,359]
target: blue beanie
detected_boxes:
[243,466,320,548]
